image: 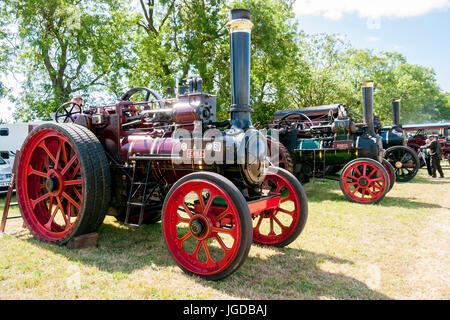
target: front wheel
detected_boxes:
[339,158,389,204]
[252,166,308,247]
[384,146,420,182]
[161,172,253,281]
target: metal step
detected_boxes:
[128,202,145,207]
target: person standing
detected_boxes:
[420,135,444,178]
[71,94,83,111]
[422,139,433,176]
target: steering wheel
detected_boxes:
[55,102,82,123]
[279,112,314,129]
[121,87,164,110]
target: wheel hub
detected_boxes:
[45,175,60,193]
[358,177,369,187]
[190,215,209,240]
[395,161,403,168]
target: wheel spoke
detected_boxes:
[64,179,82,186]
[61,141,68,165]
[202,241,216,266]
[211,226,236,238]
[216,207,231,221]
[277,207,294,215]
[269,217,275,235]
[44,202,59,230]
[202,194,214,216]
[39,141,56,164]
[56,196,70,227]
[177,232,192,248]
[272,215,287,231]
[31,192,50,209]
[54,139,62,170]
[62,192,81,210]
[351,186,361,195]
[366,188,375,198]
[69,163,81,179]
[181,202,194,218]
[192,240,203,260]
[61,155,78,176]
[254,215,263,232]
[28,165,48,178]
[368,167,377,178]
[215,234,231,252]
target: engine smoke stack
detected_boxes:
[391,97,401,126]
[226,9,254,130]
[361,80,375,134]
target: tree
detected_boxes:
[127,0,304,123]
[4,0,136,121]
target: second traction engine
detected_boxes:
[268,81,395,204]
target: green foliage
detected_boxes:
[4,0,136,121]
[288,34,450,125]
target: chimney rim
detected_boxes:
[361,80,375,88]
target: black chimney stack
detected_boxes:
[361,80,375,134]
[226,9,254,130]
[391,97,401,126]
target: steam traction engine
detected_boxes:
[402,122,450,165]
[375,98,420,182]
[15,9,308,280]
[268,81,395,204]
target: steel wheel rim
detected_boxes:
[253,172,300,245]
[341,161,386,203]
[381,161,394,191]
[17,129,83,241]
[163,179,242,276]
[386,149,417,181]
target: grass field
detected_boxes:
[1,165,449,300]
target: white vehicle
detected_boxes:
[0,124,32,154]
[0,156,12,194]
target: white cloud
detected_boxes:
[368,36,380,42]
[294,0,450,20]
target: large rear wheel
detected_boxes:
[16,123,108,244]
[162,172,253,280]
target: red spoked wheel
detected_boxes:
[381,159,395,192]
[339,158,389,204]
[16,123,107,244]
[162,172,253,280]
[266,138,294,174]
[253,167,308,247]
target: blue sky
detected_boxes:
[293,0,450,92]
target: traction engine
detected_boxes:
[375,98,420,182]
[268,81,395,204]
[15,9,308,280]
